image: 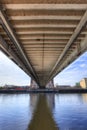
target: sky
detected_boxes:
[54,51,87,86]
[0,50,87,86]
[0,51,30,86]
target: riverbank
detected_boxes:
[0,88,87,94]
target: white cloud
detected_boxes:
[79,63,86,68]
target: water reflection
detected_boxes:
[46,94,55,110]
[30,94,39,111]
[28,94,58,130]
[82,94,87,103]
[0,94,33,130]
[1,94,87,130]
[53,94,87,130]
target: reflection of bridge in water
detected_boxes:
[0,1,87,88]
[28,94,58,130]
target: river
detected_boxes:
[0,93,87,130]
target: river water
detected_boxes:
[0,93,87,130]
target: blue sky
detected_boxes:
[54,51,87,86]
[0,50,87,86]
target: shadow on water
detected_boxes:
[27,94,58,130]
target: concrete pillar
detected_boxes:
[30,79,54,89]
[30,79,39,88]
[46,79,54,88]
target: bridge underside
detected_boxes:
[0,0,87,88]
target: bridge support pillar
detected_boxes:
[30,79,54,89]
[46,79,54,88]
[30,79,39,88]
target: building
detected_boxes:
[80,78,87,89]
[55,85,71,89]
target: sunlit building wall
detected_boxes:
[80,78,87,89]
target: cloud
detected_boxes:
[79,64,86,68]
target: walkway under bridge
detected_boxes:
[0,0,87,88]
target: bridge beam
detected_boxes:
[0,35,36,80]
[0,7,39,84]
[49,34,87,80]
[49,9,87,81]
[5,4,87,10]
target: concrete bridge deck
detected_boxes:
[0,0,87,88]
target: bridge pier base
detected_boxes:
[30,79,39,88]
[40,86,45,89]
[30,79,54,89]
[46,79,54,88]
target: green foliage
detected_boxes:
[75,82,81,88]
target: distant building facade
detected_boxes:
[55,85,71,89]
[80,78,87,89]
